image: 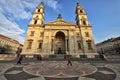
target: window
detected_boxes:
[85,32,89,37]
[39,43,42,49]
[76,32,79,36]
[34,20,37,24]
[80,10,83,13]
[38,9,40,12]
[40,32,43,36]
[86,40,92,49]
[30,31,34,36]
[77,41,81,50]
[27,40,33,49]
[38,40,43,49]
[83,21,86,25]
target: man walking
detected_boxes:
[67,56,72,66]
[17,55,24,64]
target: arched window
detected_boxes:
[83,21,86,25]
[38,9,40,12]
[80,10,83,13]
[34,20,37,24]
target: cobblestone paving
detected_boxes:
[23,61,97,77]
[0,61,120,80]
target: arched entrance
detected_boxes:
[54,31,66,54]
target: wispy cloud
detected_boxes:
[0,0,32,20]
[44,0,62,10]
[0,0,61,44]
[21,0,62,10]
[0,13,25,44]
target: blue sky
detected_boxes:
[0,0,120,44]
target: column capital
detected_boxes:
[52,36,55,39]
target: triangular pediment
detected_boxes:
[45,19,76,26]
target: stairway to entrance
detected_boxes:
[48,54,66,60]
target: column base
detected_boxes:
[80,55,87,58]
[51,51,54,54]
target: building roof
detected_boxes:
[45,19,76,26]
[45,14,76,26]
[112,36,120,41]
[0,34,19,44]
[96,36,120,46]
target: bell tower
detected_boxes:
[75,2,98,58]
[76,3,90,26]
[29,2,44,26]
[22,2,45,56]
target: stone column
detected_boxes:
[65,38,67,52]
[65,36,68,54]
[51,37,54,54]
[73,30,77,53]
[66,39,67,52]
[52,39,54,51]
[68,30,71,55]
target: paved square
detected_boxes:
[0,60,120,80]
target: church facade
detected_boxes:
[22,2,98,58]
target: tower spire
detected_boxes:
[29,2,44,26]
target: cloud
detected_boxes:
[0,0,62,20]
[0,0,32,20]
[0,0,61,20]
[21,0,62,10]
[0,0,61,44]
[0,13,25,44]
[44,0,61,10]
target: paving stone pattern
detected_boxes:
[0,61,119,80]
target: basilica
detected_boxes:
[22,2,98,58]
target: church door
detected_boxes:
[54,31,66,54]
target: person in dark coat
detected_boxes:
[17,55,24,64]
[67,56,72,66]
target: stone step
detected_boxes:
[0,54,16,60]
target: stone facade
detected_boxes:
[22,2,97,58]
[96,36,120,55]
[0,34,23,54]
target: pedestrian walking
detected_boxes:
[17,55,24,64]
[67,56,72,66]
